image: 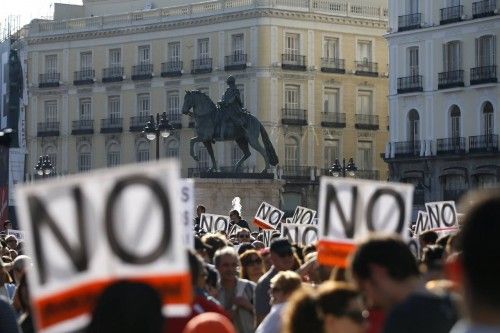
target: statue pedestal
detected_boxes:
[194,178,285,228]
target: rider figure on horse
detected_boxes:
[218,75,246,140]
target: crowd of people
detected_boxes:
[0,189,499,333]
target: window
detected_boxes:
[137,141,150,162]
[196,143,209,169]
[324,140,339,169]
[167,91,180,119]
[476,35,496,67]
[137,93,150,117]
[477,174,497,188]
[168,42,180,62]
[45,55,57,73]
[198,38,209,59]
[108,96,121,119]
[284,137,299,166]
[406,0,418,13]
[323,37,339,59]
[447,0,460,6]
[323,88,339,113]
[138,45,150,64]
[357,90,373,115]
[285,33,299,55]
[232,34,244,55]
[357,40,372,62]
[79,98,91,120]
[78,144,91,172]
[408,109,420,142]
[357,141,373,171]
[107,142,121,167]
[483,102,494,135]
[166,140,179,158]
[236,84,245,106]
[80,52,92,70]
[109,48,121,67]
[44,100,58,122]
[285,85,300,109]
[408,47,419,76]
[450,105,461,138]
[443,41,461,71]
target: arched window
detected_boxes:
[407,109,420,142]
[482,102,494,135]
[77,144,91,172]
[136,141,150,162]
[284,136,299,167]
[450,105,461,138]
[166,139,179,158]
[107,142,120,167]
[324,139,339,169]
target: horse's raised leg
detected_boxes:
[234,138,251,172]
[248,136,270,173]
[203,141,218,171]
[190,136,202,161]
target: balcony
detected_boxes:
[167,113,182,129]
[398,13,422,31]
[225,53,247,71]
[281,108,307,126]
[71,120,94,135]
[191,58,212,74]
[394,140,421,157]
[470,65,497,85]
[38,73,60,88]
[354,61,378,77]
[436,137,466,155]
[355,114,379,130]
[281,54,307,71]
[102,67,124,83]
[321,112,346,128]
[73,69,95,85]
[443,189,467,202]
[357,170,380,180]
[397,75,423,93]
[129,115,150,132]
[438,70,464,89]
[440,5,463,25]
[281,166,312,180]
[469,134,499,153]
[100,118,123,133]
[161,61,183,77]
[131,63,153,80]
[320,58,345,74]
[37,121,60,137]
[473,0,497,18]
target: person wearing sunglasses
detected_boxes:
[240,250,265,283]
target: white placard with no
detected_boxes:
[291,206,317,224]
[253,202,284,230]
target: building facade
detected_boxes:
[25,0,389,212]
[385,0,500,212]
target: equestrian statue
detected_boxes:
[182,76,279,172]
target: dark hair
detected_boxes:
[282,288,322,333]
[205,264,219,289]
[316,282,360,317]
[419,230,438,245]
[350,236,419,281]
[237,242,255,256]
[421,245,444,271]
[436,235,451,248]
[461,192,500,308]
[302,244,317,258]
[188,250,204,287]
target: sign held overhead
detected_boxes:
[253,202,284,230]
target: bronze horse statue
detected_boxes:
[181,90,279,172]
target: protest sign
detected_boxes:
[281,223,318,246]
[180,179,194,249]
[253,202,284,230]
[424,201,458,232]
[15,161,191,333]
[414,210,430,236]
[7,229,25,241]
[262,230,274,247]
[317,178,413,267]
[200,213,239,235]
[291,206,317,224]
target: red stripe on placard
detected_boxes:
[317,240,356,268]
[34,273,192,330]
[252,218,274,230]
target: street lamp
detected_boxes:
[142,112,173,161]
[330,158,357,177]
[34,155,54,178]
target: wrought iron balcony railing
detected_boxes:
[438,70,464,89]
[394,140,421,157]
[321,112,346,128]
[470,65,497,85]
[225,53,247,71]
[281,166,313,179]
[72,119,94,135]
[355,114,379,130]
[100,117,123,133]
[191,58,212,74]
[354,61,378,76]
[469,134,499,153]
[282,54,307,71]
[436,137,466,155]
[398,13,422,31]
[397,75,423,93]
[161,61,183,77]
[131,63,153,80]
[129,115,150,131]
[73,69,95,85]
[356,170,380,180]
[281,108,307,126]
[320,58,345,74]
[167,112,182,129]
[102,67,124,83]
[473,0,497,18]
[37,121,60,137]
[440,5,464,24]
[39,72,60,88]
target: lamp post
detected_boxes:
[330,158,357,177]
[34,155,54,178]
[142,112,172,161]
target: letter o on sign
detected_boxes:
[366,188,406,234]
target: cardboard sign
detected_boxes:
[7,229,25,241]
[281,223,318,246]
[414,211,430,236]
[180,179,194,249]
[262,230,273,248]
[317,178,414,267]
[424,201,458,231]
[200,213,239,235]
[253,202,284,230]
[15,161,191,333]
[291,206,317,224]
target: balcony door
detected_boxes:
[407,109,420,143]
[406,0,418,13]
[450,105,461,138]
[476,35,496,67]
[408,47,419,76]
[138,45,150,64]
[284,137,299,167]
[443,41,461,71]
[482,102,494,135]
[79,98,92,121]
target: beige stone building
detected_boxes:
[26,0,389,212]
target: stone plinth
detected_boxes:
[194,178,285,227]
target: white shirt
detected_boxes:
[256,302,286,333]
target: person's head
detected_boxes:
[214,247,240,282]
[349,236,419,309]
[421,245,445,274]
[237,242,255,256]
[239,250,265,283]
[188,250,206,289]
[205,265,219,299]
[87,281,163,333]
[460,191,500,320]
[282,287,322,333]
[302,244,317,258]
[317,282,367,333]
[259,248,272,271]
[229,209,241,222]
[252,240,265,250]
[12,255,31,285]
[196,205,206,218]
[419,230,438,248]
[194,236,211,262]
[236,228,252,244]
[226,75,236,86]
[3,220,12,230]
[269,270,302,305]
[201,233,228,263]
[270,238,295,271]
[182,312,236,333]
[5,235,17,250]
